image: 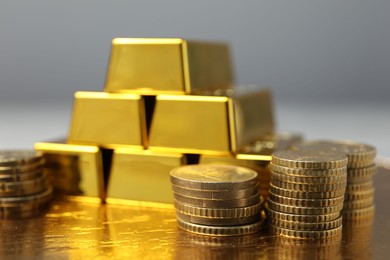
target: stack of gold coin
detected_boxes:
[267,150,347,239]
[170,164,264,236]
[42,154,82,195]
[0,150,53,218]
[292,140,376,219]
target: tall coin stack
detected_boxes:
[267,150,347,239]
[170,164,264,236]
[0,150,53,218]
[292,140,376,219]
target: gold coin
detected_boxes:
[269,184,345,199]
[176,216,264,236]
[176,211,261,226]
[170,164,258,190]
[347,165,376,181]
[0,150,43,167]
[270,216,342,231]
[0,187,52,209]
[171,184,259,200]
[271,150,348,169]
[266,206,340,222]
[292,140,376,167]
[270,163,347,177]
[271,171,346,184]
[0,168,44,182]
[342,205,375,219]
[268,192,344,207]
[344,188,374,201]
[0,159,44,174]
[343,196,374,210]
[174,200,262,218]
[267,199,343,215]
[346,181,373,192]
[271,179,346,192]
[0,175,49,197]
[269,224,342,239]
[174,192,261,208]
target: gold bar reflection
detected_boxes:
[67,91,147,149]
[149,88,274,155]
[106,148,185,204]
[34,141,105,200]
[104,38,233,94]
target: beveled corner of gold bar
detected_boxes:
[34,141,105,200]
[106,148,185,204]
[149,95,233,155]
[104,38,233,94]
[67,91,147,149]
[149,87,275,154]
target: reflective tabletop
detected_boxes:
[0,167,389,260]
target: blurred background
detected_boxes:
[1,1,389,159]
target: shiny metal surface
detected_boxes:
[0,167,388,259]
[68,91,147,148]
[107,148,185,204]
[34,142,105,199]
[104,38,233,94]
[149,88,274,155]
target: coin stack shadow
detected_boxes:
[0,151,53,218]
[267,150,348,239]
[170,164,265,236]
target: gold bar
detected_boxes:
[239,131,304,155]
[34,141,105,200]
[104,38,233,94]
[232,87,274,149]
[67,91,147,148]
[106,148,185,204]
[149,88,274,154]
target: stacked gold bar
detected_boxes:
[267,150,347,239]
[34,38,291,204]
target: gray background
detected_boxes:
[1,1,390,160]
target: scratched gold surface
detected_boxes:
[0,168,389,259]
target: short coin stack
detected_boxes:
[0,150,53,218]
[267,150,347,239]
[170,164,264,236]
[292,140,376,219]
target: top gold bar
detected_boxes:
[104,38,234,94]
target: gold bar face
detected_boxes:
[68,91,147,148]
[232,88,274,150]
[149,95,232,155]
[107,148,185,204]
[104,38,233,94]
[34,142,105,199]
[149,88,275,154]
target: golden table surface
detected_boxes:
[1,168,389,260]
